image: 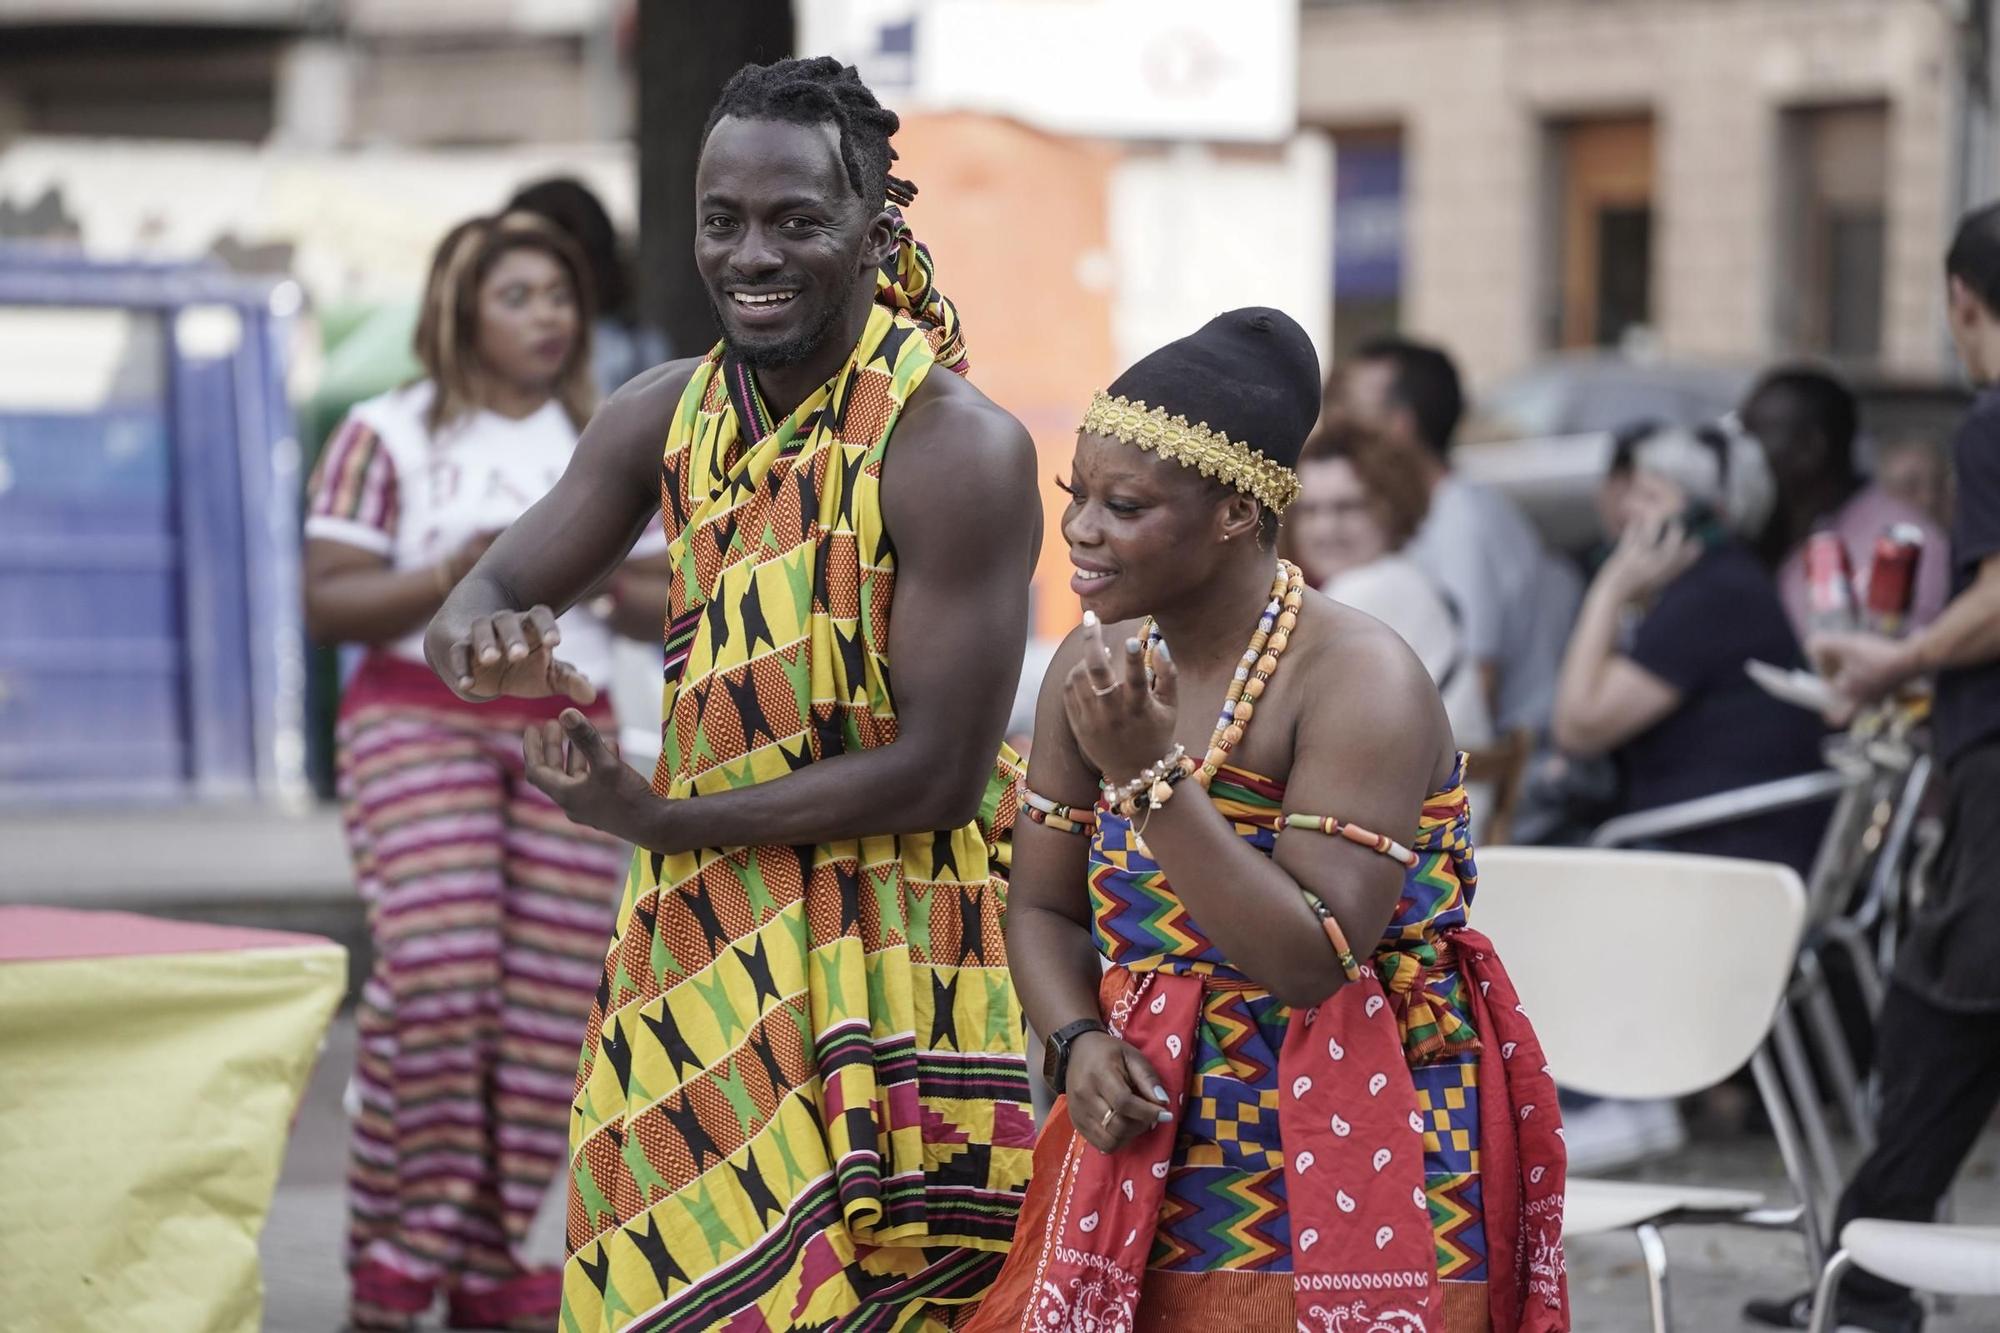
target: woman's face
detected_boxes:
[1877,444,1946,523]
[1060,433,1237,622]
[1616,468,1689,535]
[472,246,579,396]
[1290,457,1390,583]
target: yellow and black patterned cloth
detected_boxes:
[562,234,1032,1333]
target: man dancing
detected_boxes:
[426,57,1042,1332]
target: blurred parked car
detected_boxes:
[1456,352,1970,554]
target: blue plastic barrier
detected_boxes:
[0,247,306,806]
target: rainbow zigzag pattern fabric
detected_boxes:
[1087,762,1490,1286]
[560,290,1031,1332]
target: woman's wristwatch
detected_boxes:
[1043,1018,1107,1095]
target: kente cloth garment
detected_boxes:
[336,655,627,1291]
[562,226,1033,1333]
[966,764,1569,1333]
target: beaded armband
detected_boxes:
[1280,813,1419,868]
[1022,788,1098,836]
[1298,886,1364,984]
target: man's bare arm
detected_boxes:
[423,360,696,694]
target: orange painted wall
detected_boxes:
[891,113,1116,642]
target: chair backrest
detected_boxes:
[1470,846,1806,1100]
[1462,728,1532,846]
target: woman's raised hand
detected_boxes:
[1062,612,1180,784]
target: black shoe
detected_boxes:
[1743,1291,1811,1329]
[1742,1289,1921,1333]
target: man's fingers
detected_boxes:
[494,613,531,663]
[469,617,502,667]
[553,660,598,706]
[447,640,476,693]
[561,708,615,767]
[527,604,562,650]
[523,725,569,794]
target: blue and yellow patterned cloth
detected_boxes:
[1087,762,1490,1283]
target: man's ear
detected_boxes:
[862,207,898,272]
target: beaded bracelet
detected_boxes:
[1106,744,1191,818]
[1022,788,1097,836]
[1298,886,1364,984]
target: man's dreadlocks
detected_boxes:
[702,56,917,210]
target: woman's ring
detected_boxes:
[1091,679,1120,697]
[1100,1106,1118,1130]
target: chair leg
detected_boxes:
[1797,948,1874,1150]
[1805,1250,1853,1333]
[1773,1001,1845,1210]
[1752,1044,1828,1275]
[1635,1222,1672,1333]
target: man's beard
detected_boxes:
[711,277,859,370]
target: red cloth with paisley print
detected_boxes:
[966,942,1566,1333]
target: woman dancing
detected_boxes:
[966,309,1568,1333]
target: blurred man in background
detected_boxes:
[1740,365,1949,641]
[1335,337,1582,837]
[1748,201,2000,1333]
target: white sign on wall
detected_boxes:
[1107,135,1334,374]
[799,0,1300,144]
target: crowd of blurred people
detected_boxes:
[1278,320,1975,1186]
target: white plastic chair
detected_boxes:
[1473,846,1815,1333]
[1807,1221,2000,1333]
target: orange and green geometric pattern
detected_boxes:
[561,293,1031,1332]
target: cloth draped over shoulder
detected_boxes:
[561,214,1033,1333]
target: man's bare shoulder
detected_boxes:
[603,355,707,423]
[898,366,1037,461]
[578,355,706,477]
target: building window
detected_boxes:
[1545,115,1657,351]
[1329,126,1404,361]
[1779,102,1888,363]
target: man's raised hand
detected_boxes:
[444,605,597,705]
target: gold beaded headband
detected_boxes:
[1080,390,1303,513]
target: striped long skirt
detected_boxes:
[337,654,627,1292]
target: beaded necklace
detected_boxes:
[1141,559,1306,793]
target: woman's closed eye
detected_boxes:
[1056,477,1143,515]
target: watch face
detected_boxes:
[1043,1034,1064,1085]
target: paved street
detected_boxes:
[262,1016,2000,1332]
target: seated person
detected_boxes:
[1740,365,1948,637]
[1553,421,1829,874]
[1289,423,1498,833]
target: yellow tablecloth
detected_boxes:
[0,908,346,1332]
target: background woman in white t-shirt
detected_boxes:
[1287,424,1498,833]
[303,211,662,1333]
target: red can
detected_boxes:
[1804,530,1858,635]
[1863,523,1925,636]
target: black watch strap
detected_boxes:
[1045,1018,1107,1095]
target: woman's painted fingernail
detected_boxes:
[1083,610,1099,627]
[1156,1109,1174,1123]
[1153,1085,1169,1102]
[1126,638,1143,655]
